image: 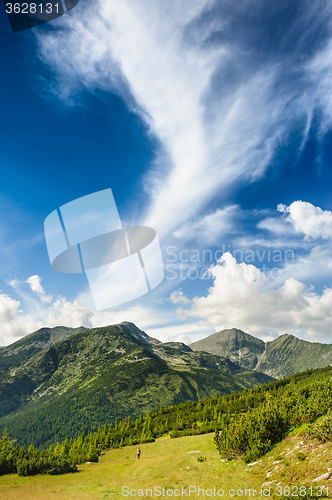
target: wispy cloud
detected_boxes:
[174,205,240,244]
[36,0,332,242]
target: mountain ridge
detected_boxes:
[0,322,272,448]
[190,328,332,378]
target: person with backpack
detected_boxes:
[137,448,141,459]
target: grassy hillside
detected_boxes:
[0,323,272,448]
[0,429,331,500]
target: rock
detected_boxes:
[309,454,322,462]
[261,481,277,488]
[188,451,202,454]
[273,460,283,464]
[266,472,273,478]
[248,461,259,466]
[313,472,332,482]
[86,462,94,465]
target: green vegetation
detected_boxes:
[0,322,272,448]
[0,429,78,477]
[308,413,332,442]
[1,364,332,478]
[190,327,332,378]
[0,428,331,500]
[214,371,332,462]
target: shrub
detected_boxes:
[308,414,332,443]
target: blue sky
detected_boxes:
[1,0,332,345]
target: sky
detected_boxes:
[1,0,332,346]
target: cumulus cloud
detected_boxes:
[0,278,176,345]
[45,297,93,328]
[0,292,20,322]
[167,289,190,304]
[278,201,332,240]
[0,291,44,343]
[26,275,53,303]
[185,252,332,342]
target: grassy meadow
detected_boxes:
[0,426,332,500]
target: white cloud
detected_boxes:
[167,289,190,305]
[0,292,20,322]
[0,292,44,343]
[175,334,192,345]
[27,275,53,303]
[0,279,174,345]
[35,1,332,242]
[185,252,332,342]
[45,297,94,328]
[145,321,210,344]
[174,205,240,244]
[257,216,297,237]
[278,201,332,240]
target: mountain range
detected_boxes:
[190,328,332,378]
[0,322,271,448]
[2,321,332,448]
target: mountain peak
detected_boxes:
[116,321,159,345]
[191,328,332,378]
[190,327,265,370]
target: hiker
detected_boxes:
[137,448,141,459]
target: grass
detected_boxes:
[0,429,332,499]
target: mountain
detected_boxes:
[190,328,265,370]
[0,326,87,370]
[0,322,272,448]
[190,328,332,378]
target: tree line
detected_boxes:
[1,366,332,476]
